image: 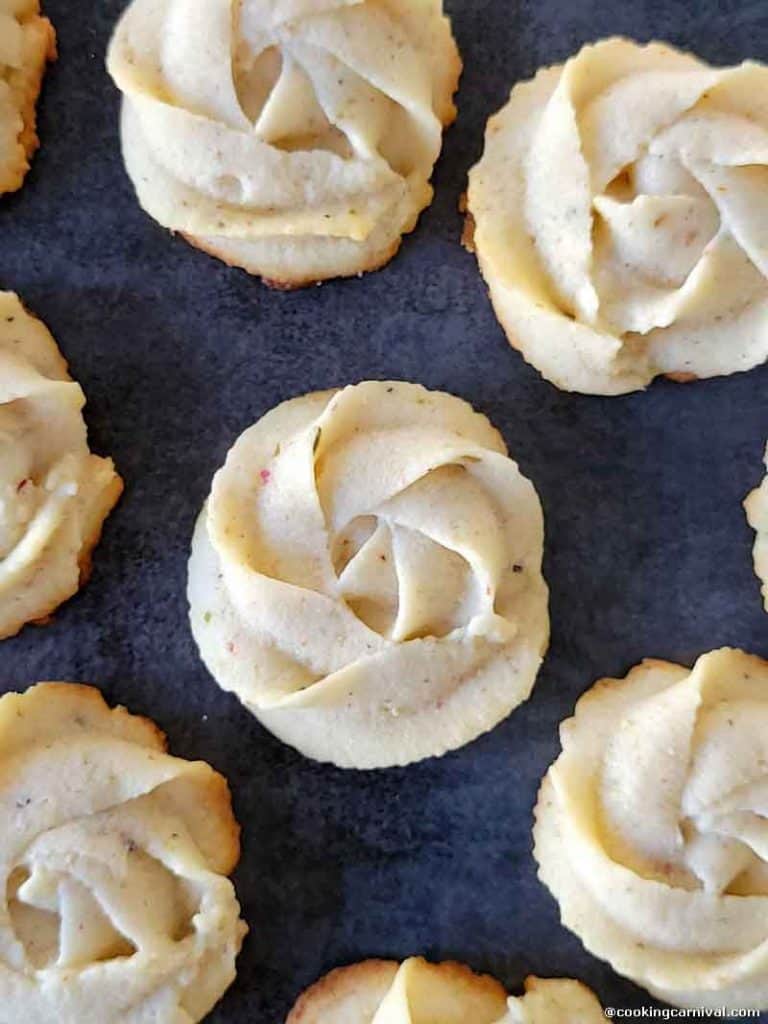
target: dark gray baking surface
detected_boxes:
[3,0,768,1019]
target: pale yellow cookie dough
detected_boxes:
[0,682,247,1024]
[745,445,768,612]
[534,648,768,1011]
[0,0,55,194]
[467,37,768,395]
[500,976,605,1024]
[107,0,461,287]
[188,381,549,769]
[286,958,603,1023]
[0,292,123,639]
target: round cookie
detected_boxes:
[286,958,604,1023]
[0,0,55,193]
[188,380,549,769]
[106,0,461,287]
[466,37,768,395]
[0,682,247,1023]
[534,648,768,1011]
[745,445,768,612]
[0,292,123,640]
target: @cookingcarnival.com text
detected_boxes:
[603,1009,761,1019]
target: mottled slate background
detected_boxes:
[3,0,768,1020]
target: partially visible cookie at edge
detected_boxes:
[534,648,768,1010]
[0,681,247,1022]
[0,292,123,639]
[0,0,56,193]
[745,443,768,612]
[286,957,604,1023]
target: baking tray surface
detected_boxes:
[3,0,768,1020]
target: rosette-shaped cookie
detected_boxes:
[0,682,247,1023]
[0,0,55,193]
[286,958,603,1023]
[106,0,461,287]
[188,381,548,769]
[745,445,768,612]
[467,38,768,395]
[0,293,122,639]
[534,648,768,1010]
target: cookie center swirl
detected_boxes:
[231,21,356,159]
[7,828,195,970]
[594,153,721,304]
[312,417,515,646]
[522,45,768,340]
[328,465,483,641]
[598,659,768,901]
[229,0,420,167]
